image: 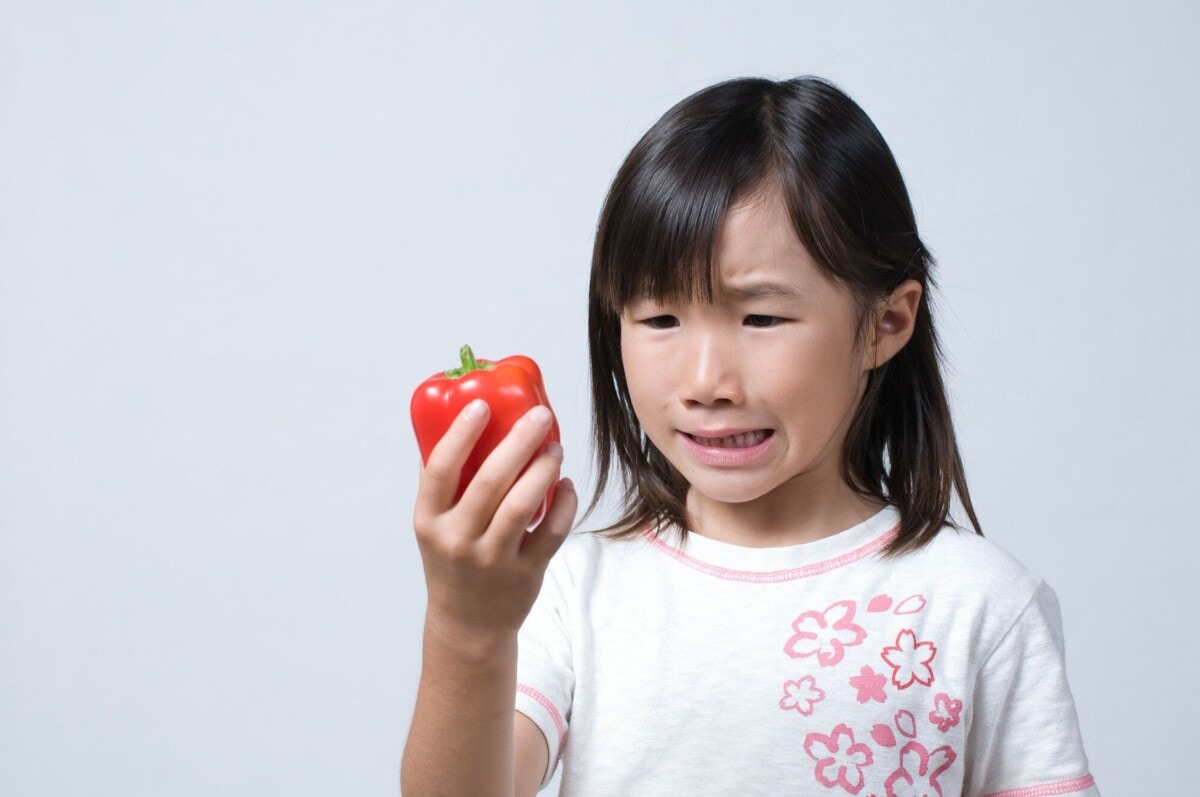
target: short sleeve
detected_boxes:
[964,581,1100,796]
[515,544,576,791]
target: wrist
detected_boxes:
[423,609,519,664]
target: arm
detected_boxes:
[515,711,551,797]
[400,401,575,796]
[402,642,550,797]
[401,624,519,796]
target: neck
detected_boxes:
[684,473,886,549]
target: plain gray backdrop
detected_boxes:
[2,1,1196,794]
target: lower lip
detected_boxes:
[679,431,774,467]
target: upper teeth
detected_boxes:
[692,431,767,448]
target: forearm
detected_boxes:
[401,617,518,797]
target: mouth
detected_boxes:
[684,429,774,448]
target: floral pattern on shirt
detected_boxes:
[883,741,955,797]
[784,600,868,667]
[849,665,888,704]
[780,594,956,795]
[928,693,962,733]
[881,629,937,689]
[804,723,875,795]
[780,675,826,716]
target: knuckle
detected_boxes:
[413,518,432,541]
[495,498,534,529]
[469,470,506,497]
[473,546,503,570]
[415,530,451,559]
[421,457,455,483]
[441,537,474,562]
[412,513,439,540]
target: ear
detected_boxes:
[866,279,922,370]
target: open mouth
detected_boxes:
[685,430,773,448]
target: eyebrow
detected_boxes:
[723,281,807,300]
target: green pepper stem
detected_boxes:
[443,344,494,378]
[460,344,478,372]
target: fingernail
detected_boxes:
[527,405,552,426]
[561,477,575,491]
[545,441,563,459]
[464,399,488,419]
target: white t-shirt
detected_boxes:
[515,504,1100,796]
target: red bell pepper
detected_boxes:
[410,344,560,527]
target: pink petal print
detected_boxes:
[893,594,927,615]
[871,723,897,747]
[867,594,893,613]
[894,709,917,738]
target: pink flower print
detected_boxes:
[893,710,917,739]
[883,741,956,797]
[803,723,875,795]
[785,600,867,667]
[849,665,887,704]
[780,676,826,717]
[927,693,962,733]
[880,629,937,689]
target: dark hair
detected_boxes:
[584,75,981,556]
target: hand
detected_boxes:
[413,398,578,641]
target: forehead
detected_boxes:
[712,190,830,296]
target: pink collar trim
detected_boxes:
[642,516,901,583]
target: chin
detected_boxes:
[686,477,779,506]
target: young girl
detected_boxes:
[401,76,1099,796]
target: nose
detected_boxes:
[679,329,743,407]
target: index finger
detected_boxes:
[414,399,490,516]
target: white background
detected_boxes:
[3,2,1196,794]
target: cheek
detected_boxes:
[623,377,685,456]
[624,372,664,434]
[762,335,858,413]
[621,333,663,390]
[619,341,657,425]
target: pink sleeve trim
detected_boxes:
[643,521,900,582]
[984,774,1096,797]
[516,683,565,751]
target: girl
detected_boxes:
[401,76,1099,796]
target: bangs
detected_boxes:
[591,79,784,313]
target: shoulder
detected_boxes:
[551,527,622,568]
[542,527,655,586]
[907,523,1044,593]
[529,527,663,627]
[887,524,1058,647]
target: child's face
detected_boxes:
[619,189,873,513]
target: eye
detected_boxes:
[643,315,679,329]
[744,314,783,328]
